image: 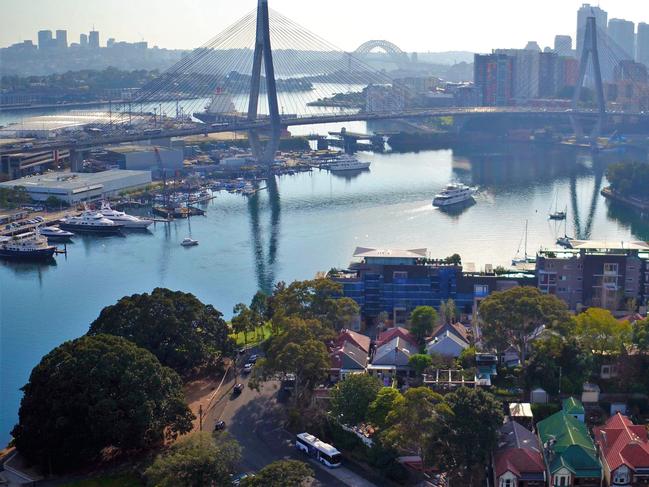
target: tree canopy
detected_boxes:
[409,306,438,344]
[383,387,451,464]
[88,288,234,374]
[367,388,403,430]
[241,460,313,487]
[478,286,570,363]
[268,279,358,330]
[252,317,331,403]
[408,354,433,376]
[607,161,649,200]
[145,432,241,487]
[330,374,381,425]
[574,308,631,355]
[633,317,649,353]
[12,334,194,472]
[430,387,503,483]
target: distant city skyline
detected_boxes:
[1,0,648,53]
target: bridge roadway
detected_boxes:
[1,107,645,156]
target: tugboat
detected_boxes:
[59,210,124,234]
[0,231,56,260]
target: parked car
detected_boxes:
[249,354,258,363]
[231,473,255,486]
[242,363,253,374]
[214,420,226,431]
[233,383,244,395]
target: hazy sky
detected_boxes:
[2,0,647,53]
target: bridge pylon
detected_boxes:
[248,0,281,166]
[571,16,606,143]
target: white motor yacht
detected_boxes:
[432,183,476,207]
[59,211,123,234]
[38,225,75,241]
[328,155,371,172]
[99,202,153,229]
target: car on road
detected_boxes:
[248,354,258,363]
[214,420,226,431]
[233,383,244,395]
[242,363,253,374]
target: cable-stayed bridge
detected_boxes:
[2,1,648,163]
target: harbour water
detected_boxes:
[2,139,649,445]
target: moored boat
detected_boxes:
[99,201,153,229]
[59,211,124,234]
[37,225,75,241]
[0,231,56,260]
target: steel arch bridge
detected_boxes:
[354,39,405,56]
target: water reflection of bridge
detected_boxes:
[247,176,280,292]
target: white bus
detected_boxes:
[295,432,342,468]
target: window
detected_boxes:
[613,469,629,483]
[393,271,408,280]
[499,478,513,487]
[560,275,568,281]
[604,263,619,274]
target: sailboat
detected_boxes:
[556,215,573,248]
[549,190,567,220]
[512,220,534,266]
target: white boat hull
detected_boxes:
[433,192,475,207]
[329,162,371,172]
[105,218,153,229]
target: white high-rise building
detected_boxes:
[554,35,573,57]
[637,22,649,68]
[608,18,635,61]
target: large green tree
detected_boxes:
[525,334,593,395]
[478,286,570,363]
[252,317,331,404]
[367,388,403,430]
[408,354,433,376]
[384,387,451,464]
[633,317,649,353]
[145,432,241,487]
[575,308,632,355]
[330,374,381,425]
[88,288,234,374]
[267,279,358,330]
[409,306,439,344]
[12,334,194,472]
[241,460,313,487]
[429,387,503,483]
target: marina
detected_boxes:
[2,142,649,445]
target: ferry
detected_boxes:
[99,202,153,229]
[59,211,124,234]
[0,231,56,260]
[328,155,371,172]
[433,183,476,207]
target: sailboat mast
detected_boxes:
[524,220,528,259]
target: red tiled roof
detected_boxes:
[494,449,545,478]
[594,413,649,472]
[336,329,371,353]
[376,326,418,348]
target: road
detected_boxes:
[204,357,376,487]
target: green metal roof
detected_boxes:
[562,397,585,415]
[537,411,601,477]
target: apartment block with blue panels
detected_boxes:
[334,247,536,321]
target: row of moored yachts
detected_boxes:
[0,202,153,260]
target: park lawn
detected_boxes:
[61,474,143,487]
[230,322,273,346]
